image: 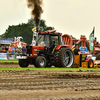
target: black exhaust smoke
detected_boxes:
[27,0,43,32]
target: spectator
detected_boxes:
[94,37,97,45]
[5,46,9,52]
[15,45,19,53]
[8,46,12,53]
[1,46,6,53]
[18,47,22,53]
[22,46,26,54]
[0,46,1,52]
[11,45,15,54]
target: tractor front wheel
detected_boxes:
[19,59,29,68]
[35,56,46,68]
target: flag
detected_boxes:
[32,27,36,38]
[89,27,95,51]
[32,27,37,46]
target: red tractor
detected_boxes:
[18,30,74,68]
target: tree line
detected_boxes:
[0,18,54,45]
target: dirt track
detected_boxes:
[0,63,100,100]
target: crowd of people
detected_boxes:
[0,45,26,54]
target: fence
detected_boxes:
[0,53,26,60]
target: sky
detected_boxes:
[0,0,100,41]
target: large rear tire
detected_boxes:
[54,48,74,68]
[19,59,29,68]
[35,56,46,68]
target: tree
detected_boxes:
[0,19,54,45]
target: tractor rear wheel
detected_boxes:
[35,56,46,68]
[88,59,94,68]
[54,48,74,68]
[19,59,29,68]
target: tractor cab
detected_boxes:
[38,30,62,46]
[36,30,62,53]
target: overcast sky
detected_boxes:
[0,0,100,41]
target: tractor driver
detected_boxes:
[74,44,80,55]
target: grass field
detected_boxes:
[0,60,18,63]
[0,67,100,71]
[0,60,100,71]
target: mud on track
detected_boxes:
[0,63,100,100]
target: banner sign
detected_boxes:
[0,53,7,60]
[0,53,18,60]
[0,40,13,44]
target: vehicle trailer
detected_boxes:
[18,30,74,68]
[73,53,94,68]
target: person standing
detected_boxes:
[22,46,26,54]
[74,44,80,55]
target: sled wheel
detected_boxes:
[88,59,94,68]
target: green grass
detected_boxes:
[0,60,100,71]
[0,60,18,63]
[0,67,100,71]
